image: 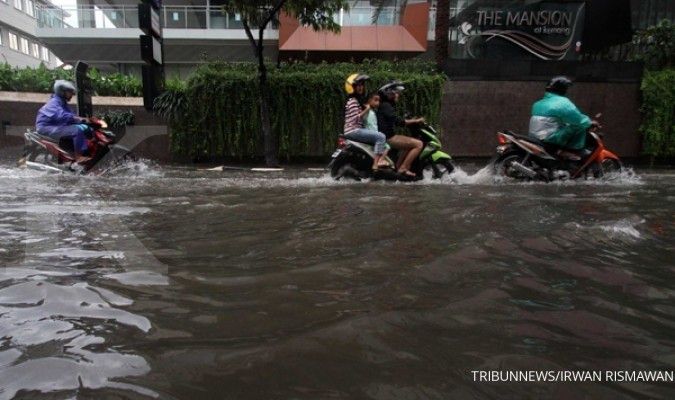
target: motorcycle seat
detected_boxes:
[27,131,59,143]
[30,130,77,151]
[341,133,374,146]
[504,130,545,146]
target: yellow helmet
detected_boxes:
[344,73,370,95]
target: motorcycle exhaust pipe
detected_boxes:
[511,161,537,178]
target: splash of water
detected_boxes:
[599,218,645,239]
[103,158,164,178]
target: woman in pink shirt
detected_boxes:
[343,74,388,171]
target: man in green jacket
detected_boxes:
[529,77,598,158]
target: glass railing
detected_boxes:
[36,5,403,30]
[335,7,399,26]
[35,5,273,30]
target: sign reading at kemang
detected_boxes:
[455,2,586,60]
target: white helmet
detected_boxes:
[378,80,405,97]
[54,80,77,97]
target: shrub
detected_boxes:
[156,60,446,160]
[0,63,141,97]
[95,109,135,130]
[640,68,675,160]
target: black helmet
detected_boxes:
[546,76,573,95]
[378,80,405,97]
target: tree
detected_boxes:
[224,0,347,166]
[434,0,450,72]
[632,19,675,71]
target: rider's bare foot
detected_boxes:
[75,155,92,163]
[398,169,416,178]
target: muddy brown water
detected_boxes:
[0,163,673,399]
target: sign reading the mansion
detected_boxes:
[454,2,586,60]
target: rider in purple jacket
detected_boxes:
[35,80,90,156]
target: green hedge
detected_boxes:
[155,60,446,160]
[641,68,675,159]
[0,63,142,97]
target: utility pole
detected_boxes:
[139,0,165,111]
[75,61,93,117]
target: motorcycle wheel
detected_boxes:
[85,145,136,174]
[330,151,361,181]
[27,148,58,165]
[595,158,623,178]
[425,159,455,179]
[494,151,532,180]
[109,145,136,163]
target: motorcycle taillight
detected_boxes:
[337,136,347,149]
[497,132,508,145]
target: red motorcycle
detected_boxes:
[492,116,622,181]
[20,117,133,174]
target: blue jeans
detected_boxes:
[346,128,387,155]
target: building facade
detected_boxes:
[35,0,431,77]
[0,0,60,67]
[32,0,673,76]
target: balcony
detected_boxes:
[34,4,403,31]
[34,5,280,65]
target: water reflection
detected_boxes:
[0,166,166,398]
[0,164,673,399]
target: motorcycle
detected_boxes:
[19,117,134,174]
[492,117,622,181]
[329,121,455,181]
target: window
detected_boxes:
[14,0,22,11]
[0,28,3,46]
[41,46,49,61]
[31,42,39,58]
[8,32,18,50]
[26,0,34,17]
[19,37,29,54]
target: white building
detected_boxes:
[0,0,60,67]
[35,0,283,78]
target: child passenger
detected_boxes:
[363,92,390,160]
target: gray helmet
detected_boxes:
[378,80,405,97]
[545,76,573,95]
[54,80,77,97]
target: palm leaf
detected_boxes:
[369,0,408,25]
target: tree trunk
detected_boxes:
[243,18,280,167]
[257,49,279,167]
[435,0,450,72]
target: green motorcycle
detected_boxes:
[329,121,455,181]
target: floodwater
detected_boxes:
[0,162,673,400]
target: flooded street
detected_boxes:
[0,163,673,399]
